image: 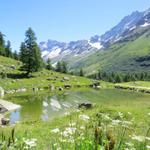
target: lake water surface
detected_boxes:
[6,88,150,124]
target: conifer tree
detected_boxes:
[5,40,12,57]
[56,61,62,72]
[20,28,43,75]
[46,58,52,70]
[13,50,19,60]
[80,68,84,76]
[61,61,67,73]
[0,32,5,56]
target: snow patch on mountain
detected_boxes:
[88,41,103,49]
[42,50,49,57]
[129,26,136,31]
[141,22,150,27]
[45,47,62,59]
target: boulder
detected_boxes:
[47,78,56,81]
[58,87,63,91]
[1,118,10,125]
[16,88,27,92]
[0,105,7,113]
[78,103,93,109]
[64,84,72,89]
[61,79,65,82]
[33,87,38,92]
[63,77,70,81]
[49,84,55,91]
[90,82,100,89]
[0,87,4,98]
[10,65,16,70]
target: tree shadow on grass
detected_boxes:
[7,73,35,79]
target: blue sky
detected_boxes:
[0,0,150,51]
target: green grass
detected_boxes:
[119,81,150,87]
[0,56,95,91]
[1,56,150,149]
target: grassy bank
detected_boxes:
[1,88,150,149]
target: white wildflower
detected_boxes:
[80,126,85,130]
[122,121,132,126]
[75,109,80,112]
[125,142,134,147]
[24,138,37,147]
[64,112,70,116]
[146,137,150,141]
[118,112,124,118]
[101,114,111,121]
[148,113,150,116]
[68,137,74,143]
[79,114,90,121]
[51,128,60,133]
[62,127,76,137]
[131,135,145,142]
[146,145,150,149]
[69,122,76,126]
[128,112,132,115]
[112,119,121,126]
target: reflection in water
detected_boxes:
[8,93,80,124]
[9,110,20,124]
[50,97,62,110]
[7,88,150,124]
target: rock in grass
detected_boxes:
[33,87,38,92]
[63,77,70,81]
[78,103,93,109]
[64,84,72,89]
[0,87,4,98]
[0,105,7,113]
[10,65,16,70]
[49,84,55,91]
[58,87,63,91]
[1,118,10,125]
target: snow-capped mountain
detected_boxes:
[40,38,103,61]
[99,8,150,43]
[40,8,150,62]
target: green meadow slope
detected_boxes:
[69,28,150,75]
[0,56,94,91]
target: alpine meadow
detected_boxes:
[1,1,150,150]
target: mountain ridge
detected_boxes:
[40,7,150,73]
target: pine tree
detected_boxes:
[61,61,67,73]
[114,74,122,83]
[56,61,62,72]
[20,42,28,62]
[80,68,84,76]
[5,40,12,57]
[13,50,19,60]
[20,28,43,75]
[46,58,52,70]
[0,32,5,56]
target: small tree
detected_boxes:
[5,40,12,57]
[56,61,62,72]
[61,61,67,73]
[0,32,5,56]
[46,58,52,70]
[80,68,84,76]
[13,50,19,60]
[114,74,122,83]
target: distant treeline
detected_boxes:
[88,71,150,83]
[0,32,19,60]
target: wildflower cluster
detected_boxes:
[49,111,150,150]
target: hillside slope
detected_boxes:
[0,56,93,91]
[69,26,150,74]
